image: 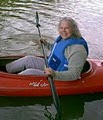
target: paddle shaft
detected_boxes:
[36,26,48,67]
[35,11,61,120]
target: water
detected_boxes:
[0,0,103,120]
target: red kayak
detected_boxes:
[0,55,103,97]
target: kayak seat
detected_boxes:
[0,66,7,72]
[81,60,90,74]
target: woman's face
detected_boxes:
[58,20,72,39]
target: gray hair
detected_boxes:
[58,17,82,38]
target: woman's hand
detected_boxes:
[45,68,55,77]
[36,38,47,45]
[35,37,47,49]
[39,37,47,45]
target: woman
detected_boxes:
[6,17,89,81]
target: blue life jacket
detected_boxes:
[48,36,88,71]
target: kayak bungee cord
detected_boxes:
[35,11,61,120]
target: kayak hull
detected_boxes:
[0,56,103,97]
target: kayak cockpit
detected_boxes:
[81,60,90,73]
[0,56,92,77]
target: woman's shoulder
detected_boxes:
[65,44,87,57]
[67,44,86,51]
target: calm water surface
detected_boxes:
[0,0,103,120]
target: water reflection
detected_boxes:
[0,105,57,120]
[0,93,103,120]
[81,99,103,120]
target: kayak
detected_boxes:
[0,55,103,97]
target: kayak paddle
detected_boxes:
[35,11,61,120]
